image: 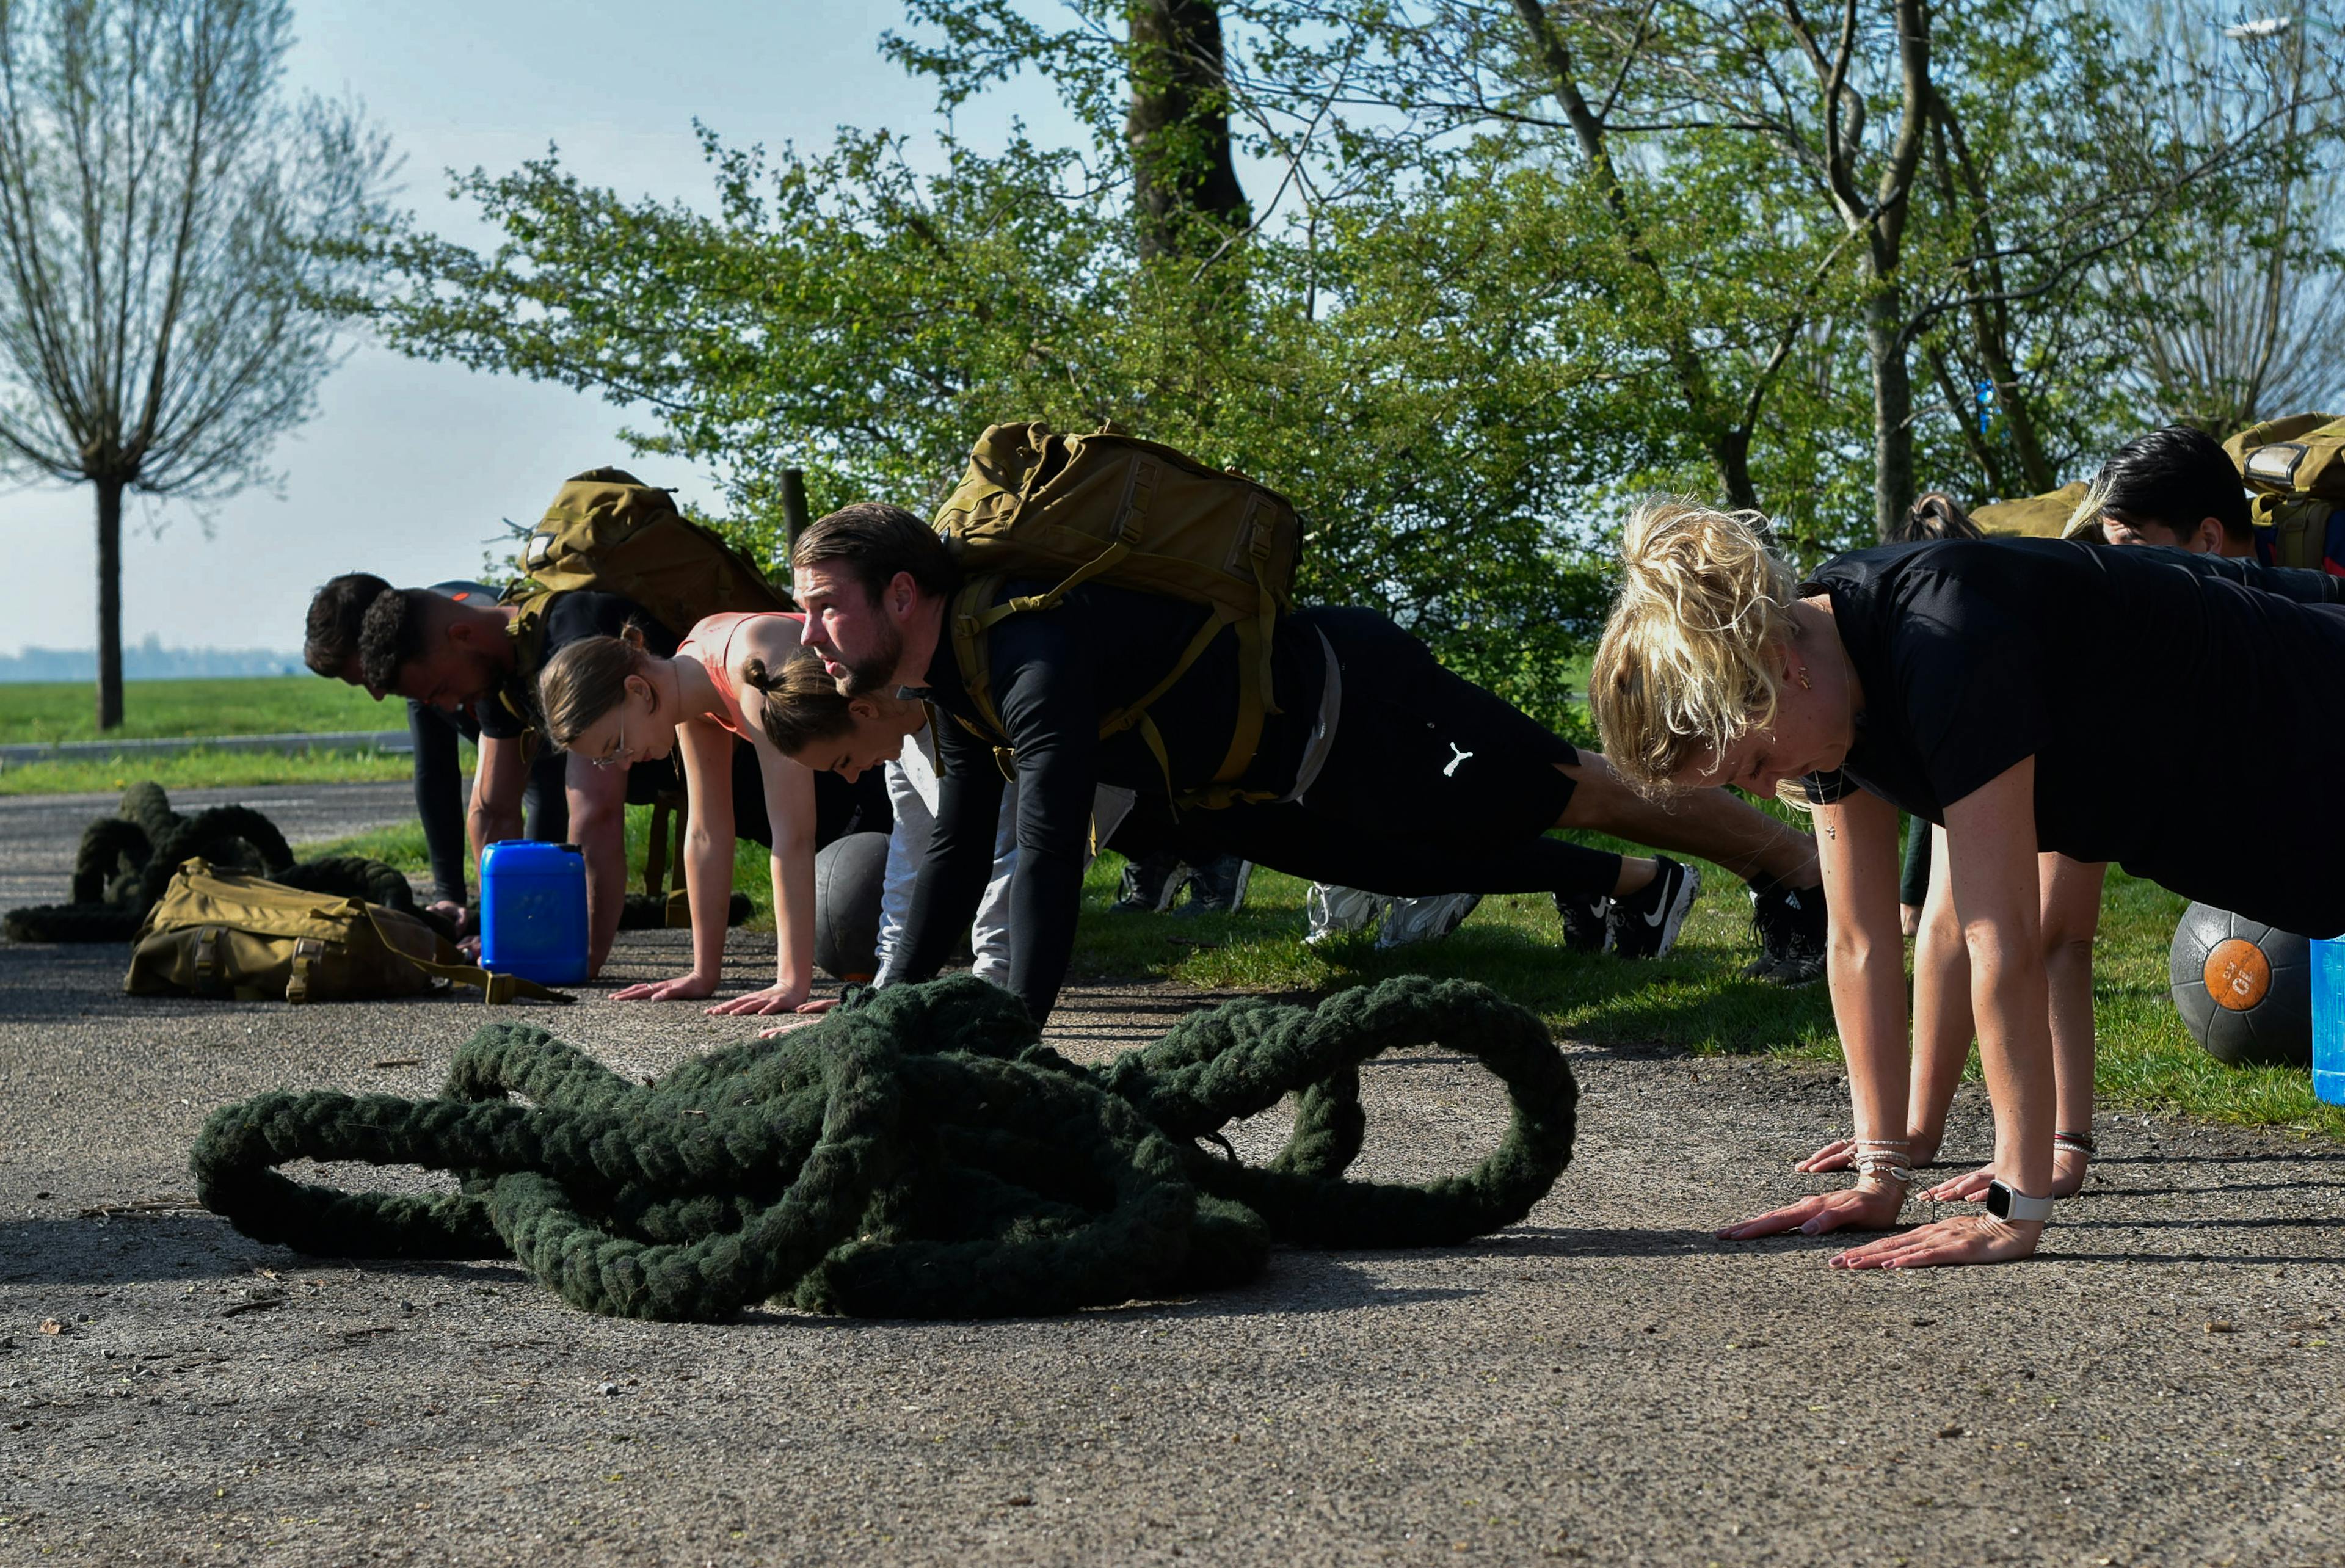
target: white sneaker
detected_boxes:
[1375,891,1483,949]
[1305,883,1387,945]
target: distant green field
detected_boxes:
[0,676,395,744]
[0,746,415,796]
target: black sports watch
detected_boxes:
[1984,1180,2054,1223]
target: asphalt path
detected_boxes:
[2,783,2341,1565]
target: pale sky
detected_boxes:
[0,0,1085,656]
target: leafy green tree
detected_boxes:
[0,0,392,728]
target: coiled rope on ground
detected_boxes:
[3,783,431,944]
[191,971,1577,1320]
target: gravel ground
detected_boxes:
[2,784,2341,1566]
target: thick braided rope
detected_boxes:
[5,783,414,943]
[189,972,1577,1321]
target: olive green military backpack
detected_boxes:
[125,860,568,1005]
[1971,481,2093,540]
[932,422,1303,806]
[2223,412,2345,571]
[503,466,794,671]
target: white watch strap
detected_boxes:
[1995,1182,2054,1222]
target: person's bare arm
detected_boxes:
[467,734,529,885]
[613,719,736,1003]
[569,753,631,978]
[1720,785,1910,1241]
[1834,758,2054,1268]
[711,738,822,1018]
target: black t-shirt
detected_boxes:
[476,590,682,799]
[1801,538,2345,935]
[902,580,1329,1020]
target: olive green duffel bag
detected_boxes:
[126,859,569,1005]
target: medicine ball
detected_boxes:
[2167,902,2313,1068]
[813,831,891,982]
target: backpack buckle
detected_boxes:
[286,937,325,1004]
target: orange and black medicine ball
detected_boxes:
[2169,902,2314,1069]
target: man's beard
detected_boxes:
[837,619,904,699]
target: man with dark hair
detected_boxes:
[2063,424,2255,556]
[789,502,1830,1024]
[302,573,566,922]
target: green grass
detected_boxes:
[0,676,395,744]
[0,745,416,796]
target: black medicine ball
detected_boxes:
[2168,902,2313,1069]
[814,831,891,982]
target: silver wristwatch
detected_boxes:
[1984,1179,2054,1223]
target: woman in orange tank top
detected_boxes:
[537,610,867,1020]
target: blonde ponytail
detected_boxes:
[1588,498,1801,793]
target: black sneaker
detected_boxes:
[1110,850,1184,913]
[1607,857,1699,959]
[1743,880,1828,986]
[1555,891,1612,953]
[1171,854,1252,917]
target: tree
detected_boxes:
[0,0,392,728]
[2115,3,2345,435]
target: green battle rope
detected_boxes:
[191,971,1577,1320]
[2,783,426,944]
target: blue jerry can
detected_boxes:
[2313,936,2345,1107]
[479,841,588,987]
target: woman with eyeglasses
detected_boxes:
[536,612,889,1018]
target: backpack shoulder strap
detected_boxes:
[359,908,572,1004]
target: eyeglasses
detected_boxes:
[589,703,636,770]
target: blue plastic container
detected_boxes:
[479,841,588,987]
[2313,935,2345,1107]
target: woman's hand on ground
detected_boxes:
[1797,1138,1855,1174]
[610,973,719,1003]
[754,1000,840,1039]
[704,985,823,1018]
[1717,1182,1905,1241]
[1921,1164,1998,1203]
[1828,1214,2043,1269]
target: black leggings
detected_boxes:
[410,700,568,904]
[1118,608,1624,899]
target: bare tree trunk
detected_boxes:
[1128,0,1250,261]
[1511,0,1758,511]
[1929,94,2055,494]
[95,476,125,731]
[1797,0,1932,539]
[1867,295,1916,539]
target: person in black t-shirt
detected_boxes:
[783,502,1832,1026]
[1590,497,2345,1268]
[1808,428,2277,1206]
[302,574,567,926]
